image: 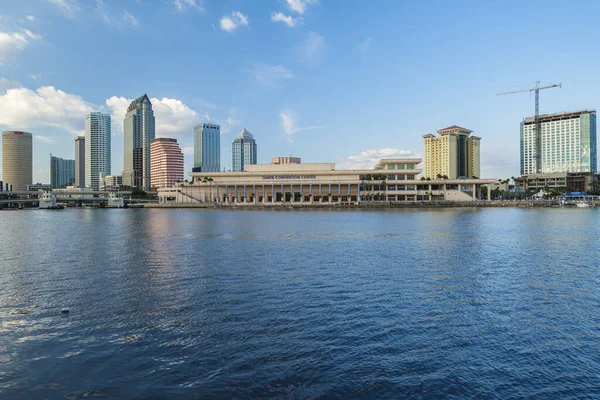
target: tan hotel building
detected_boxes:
[158,158,494,204]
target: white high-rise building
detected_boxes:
[84,112,111,191]
[520,110,597,175]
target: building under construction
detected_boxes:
[520,110,597,175]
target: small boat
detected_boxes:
[576,201,591,208]
[107,192,125,208]
[39,191,63,209]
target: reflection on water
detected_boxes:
[1,208,600,398]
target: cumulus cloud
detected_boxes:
[285,0,318,14]
[298,31,325,65]
[339,148,419,170]
[270,12,297,27]
[0,84,95,135]
[0,77,20,92]
[48,0,81,19]
[220,11,248,32]
[105,96,198,137]
[280,109,324,142]
[172,0,203,12]
[0,29,42,65]
[250,61,293,84]
[26,15,36,21]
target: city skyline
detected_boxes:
[1,1,600,182]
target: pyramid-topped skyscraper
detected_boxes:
[123,94,155,190]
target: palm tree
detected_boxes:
[436,173,442,180]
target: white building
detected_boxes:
[159,158,496,204]
[85,112,111,191]
[520,110,597,175]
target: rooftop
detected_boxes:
[235,128,254,140]
[523,109,596,124]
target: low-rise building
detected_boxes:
[158,158,496,204]
[515,172,599,193]
[272,156,301,164]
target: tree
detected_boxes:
[436,173,442,180]
[426,177,431,182]
[442,175,449,180]
[420,177,426,181]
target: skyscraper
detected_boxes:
[423,125,481,179]
[123,94,155,190]
[193,123,220,173]
[85,112,111,191]
[150,138,184,188]
[232,129,257,172]
[74,136,85,187]
[2,131,32,191]
[50,154,75,188]
[520,110,597,175]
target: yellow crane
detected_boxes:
[497,81,562,173]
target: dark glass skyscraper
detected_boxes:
[123,94,155,190]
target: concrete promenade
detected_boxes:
[145,200,597,209]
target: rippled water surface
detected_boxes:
[1,208,600,399]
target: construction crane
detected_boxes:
[497,81,562,173]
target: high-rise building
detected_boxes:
[520,110,597,175]
[84,112,111,191]
[123,94,155,191]
[193,123,220,173]
[423,125,481,179]
[74,136,85,187]
[2,131,32,191]
[150,138,184,188]
[50,154,75,188]
[272,156,301,164]
[232,129,257,172]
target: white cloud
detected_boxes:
[173,0,203,12]
[106,96,198,137]
[356,37,372,56]
[220,11,248,32]
[0,77,20,92]
[298,31,325,64]
[220,115,241,135]
[31,74,41,80]
[250,62,293,84]
[26,15,36,21]
[270,12,297,27]
[48,0,81,19]
[0,84,95,135]
[0,29,42,65]
[204,113,211,121]
[339,148,419,170]
[35,135,54,144]
[96,0,140,28]
[280,109,324,142]
[182,146,193,155]
[122,11,140,27]
[285,0,318,14]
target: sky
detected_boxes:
[1,0,600,183]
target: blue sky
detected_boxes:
[1,0,599,183]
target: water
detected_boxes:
[1,208,600,399]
